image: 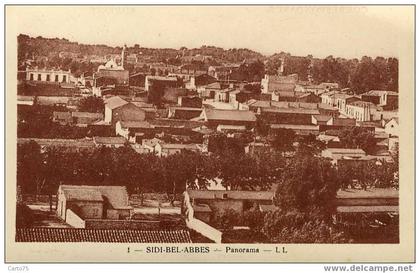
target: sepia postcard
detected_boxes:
[4,5,415,263]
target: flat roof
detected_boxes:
[187,189,274,201]
[336,188,398,199]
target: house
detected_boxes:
[336,94,360,114]
[270,124,320,136]
[199,108,257,128]
[26,67,72,83]
[141,138,163,153]
[95,59,129,86]
[296,92,321,103]
[345,101,376,122]
[162,87,188,103]
[177,96,203,108]
[56,185,133,221]
[208,65,239,80]
[216,124,247,134]
[168,107,203,120]
[321,148,372,165]
[311,115,333,125]
[335,188,398,213]
[129,72,146,87]
[197,82,224,99]
[321,91,344,107]
[52,111,72,125]
[271,91,297,102]
[259,107,320,125]
[261,74,298,94]
[182,189,275,223]
[154,143,200,157]
[115,120,152,140]
[17,95,35,106]
[299,84,327,95]
[104,96,147,124]
[245,142,272,155]
[317,134,341,148]
[145,75,179,92]
[188,74,217,90]
[361,90,399,110]
[93,136,126,148]
[214,88,235,103]
[384,118,399,137]
[71,112,104,126]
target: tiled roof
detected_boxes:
[150,119,205,129]
[312,115,332,122]
[71,112,104,119]
[146,76,178,81]
[119,120,151,129]
[16,228,193,243]
[273,91,296,97]
[348,101,376,108]
[160,143,199,150]
[270,124,319,131]
[104,96,128,110]
[364,90,399,96]
[261,107,320,115]
[203,82,222,89]
[94,136,126,145]
[204,109,257,122]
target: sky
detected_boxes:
[8,6,414,59]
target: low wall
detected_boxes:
[85,219,165,230]
[186,218,222,243]
[66,209,85,228]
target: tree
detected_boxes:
[17,141,43,195]
[261,209,348,243]
[269,128,296,153]
[243,83,262,94]
[338,127,376,154]
[148,81,165,108]
[275,151,339,216]
[217,150,273,191]
[78,96,104,113]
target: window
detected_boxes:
[62,75,67,82]
[55,75,59,82]
[37,74,41,81]
[46,74,50,81]
[29,73,34,81]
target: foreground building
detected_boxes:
[56,185,133,221]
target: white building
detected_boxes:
[384,118,399,137]
[345,101,375,122]
[26,67,72,83]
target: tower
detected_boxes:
[121,44,128,69]
[278,57,285,76]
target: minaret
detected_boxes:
[121,44,128,69]
[278,57,285,76]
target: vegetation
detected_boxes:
[19,34,397,93]
[78,96,104,113]
[18,105,114,138]
[266,54,398,93]
[338,127,377,154]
